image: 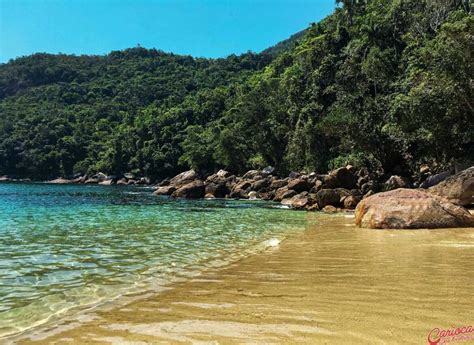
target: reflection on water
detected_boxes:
[0,183,306,339]
[14,214,474,344]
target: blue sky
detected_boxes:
[0,0,335,63]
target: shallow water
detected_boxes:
[12,214,474,344]
[0,183,306,339]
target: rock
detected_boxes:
[48,178,72,184]
[95,172,107,182]
[242,170,260,180]
[71,176,86,183]
[259,191,275,201]
[384,175,411,191]
[281,193,314,210]
[85,178,99,184]
[248,191,258,200]
[419,165,430,174]
[139,177,151,185]
[127,179,137,185]
[287,178,312,193]
[329,167,357,189]
[343,195,361,209]
[288,171,301,179]
[270,179,287,190]
[205,181,229,198]
[320,174,337,189]
[171,180,205,199]
[310,180,323,193]
[124,173,135,180]
[158,178,170,187]
[216,169,231,178]
[361,181,382,195]
[170,170,198,187]
[153,185,177,195]
[316,189,341,208]
[355,188,474,229]
[306,203,320,212]
[204,193,216,199]
[0,176,10,181]
[274,187,297,202]
[420,171,451,189]
[322,205,338,213]
[252,178,270,191]
[429,167,474,206]
[230,181,252,198]
[261,166,275,177]
[116,178,128,186]
[99,179,114,186]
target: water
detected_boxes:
[0,183,306,339]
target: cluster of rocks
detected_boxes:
[48,173,151,186]
[154,165,411,212]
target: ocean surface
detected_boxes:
[0,183,306,338]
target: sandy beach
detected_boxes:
[11,213,474,344]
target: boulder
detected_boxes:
[95,172,107,182]
[153,185,177,196]
[322,205,338,214]
[270,179,287,190]
[252,178,270,191]
[170,170,198,187]
[329,167,357,189]
[343,195,361,209]
[274,187,297,202]
[287,178,312,193]
[124,173,135,180]
[204,193,216,199]
[420,171,451,189]
[205,181,229,198]
[355,188,474,229]
[171,180,205,199]
[242,170,260,180]
[71,176,86,184]
[384,175,411,191]
[316,189,341,208]
[85,178,99,184]
[248,191,258,200]
[230,181,252,198]
[99,179,114,186]
[216,169,231,178]
[116,178,128,186]
[289,171,301,179]
[261,166,275,177]
[127,179,137,185]
[48,178,72,184]
[0,176,10,181]
[429,167,474,206]
[281,193,315,210]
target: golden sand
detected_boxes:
[13,214,474,344]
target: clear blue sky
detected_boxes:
[0,0,335,63]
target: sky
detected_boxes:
[0,0,335,63]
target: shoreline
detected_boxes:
[12,214,474,344]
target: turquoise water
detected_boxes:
[0,183,306,338]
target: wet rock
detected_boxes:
[322,205,338,214]
[171,180,205,199]
[274,187,297,202]
[355,188,474,229]
[316,189,341,208]
[429,167,474,206]
[230,181,252,198]
[99,179,114,186]
[48,178,72,184]
[153,185,177,195]
[205,181,229,198]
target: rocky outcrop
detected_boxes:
[429,167,473,206]
[48,178,72,184]
[171,180,205,199]
[355,188,474,229]
[169,170,199,187]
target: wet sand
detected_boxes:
[13,214,474,344]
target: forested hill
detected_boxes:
[0,0,472,181]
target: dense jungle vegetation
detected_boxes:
[0,0,472,180]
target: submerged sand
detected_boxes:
[12,214,474,344]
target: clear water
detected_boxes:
[0,183,306,338]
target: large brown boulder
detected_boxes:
[169,170,198,187]
[230,181,252,198]
[270,179,287,190]
[429,167,473,206]
[329,167,357,189]
[205,181,229,198]
[274,187,297,202]
[154,185,177,196]
[281,193,314,210]
[171,180,205,199]
[316,189,341,208]
[287,178,312,193]
[355,188,474,229]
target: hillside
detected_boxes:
[0,0,472,180]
